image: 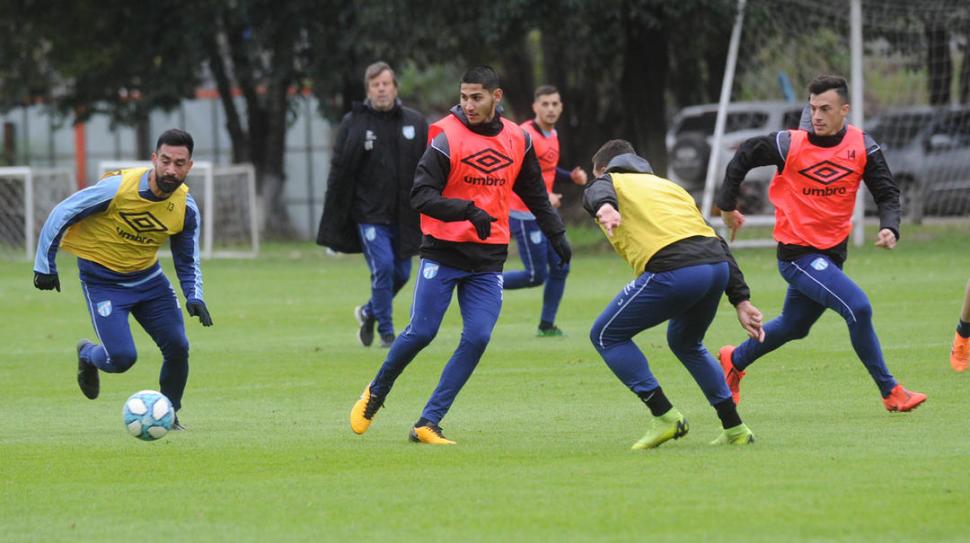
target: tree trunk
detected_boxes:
[134,112,152,159]
[498,33,535,120]
[925,19,951,106]
[620,14,669,176]
[960,33,970,104]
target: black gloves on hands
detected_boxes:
[34,272,60,292]
[466,206,497,241]
[186,299,213,327]
[549,234,572,267]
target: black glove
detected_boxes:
[34,272,60,292]
[186,299,213,327]
[466,206,497,241]
[549,233,572,267]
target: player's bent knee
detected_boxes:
[405,328,437,347]
[106,350,138,372]
[461,329,492,349]
[847,301,873,323]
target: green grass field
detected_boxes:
[3,223,970,542]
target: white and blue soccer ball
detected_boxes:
[122,390,175,441]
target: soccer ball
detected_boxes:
[122,390,175,441]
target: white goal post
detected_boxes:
[0,167,75,260]
[97,161,260,259]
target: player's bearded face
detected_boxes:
[157,173,184,193]
[152,144,193,194]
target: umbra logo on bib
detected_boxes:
[798,160,853,185]
[119,211,167,233]
[461,148,513,174]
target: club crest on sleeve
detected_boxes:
[402,125,415,140]
[529,230,543,245]
[811,257,829,271]
[422,262,439,280]
[96,300,112,317]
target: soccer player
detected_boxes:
[585,139,764,448]
[504,85,587,337]
[316,61,428,348]
[716,74,926,412]
[349,65,571,445]
[950,279,970,371]
[33,129,211,428]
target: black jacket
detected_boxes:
[410,106,565,272]
[583,153,751,305]
[316,99,428,257]
[716,125,901,265]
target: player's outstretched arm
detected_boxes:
[32,177,120,291]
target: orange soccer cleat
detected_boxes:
[718,345,745,405]
[882,385,927,413]
[950,332,970,372]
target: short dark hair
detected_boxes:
[534,84,559,100]
[155,129,194,156]
[808,74,849,103]
[592,139,636,171]
[461,65,500,91]
[364,61,397,88]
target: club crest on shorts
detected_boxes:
[96,300,112,317]
[811,257,829,271]
[529,230,543,244]
[422,262,439,279]
[402,125,415,140]
[364,226,377,241]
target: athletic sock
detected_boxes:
[415,417,433,428]
[957,320,970,339]
[638,387,673,417]
[714,398,742,429]
[539,320,555,331]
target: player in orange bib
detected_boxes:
[716,75,925,413]
[505,85,588,336]
[349,66,570,444]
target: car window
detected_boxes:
[869,113,934,148]
[676,111,769,135]
[935,112,970,143]
[782,109,803,130]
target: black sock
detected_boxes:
[638,387,673,417]
[539,320,555,331]
[713,398,742,429]
[415,417,432,428]
[957,320,970,339]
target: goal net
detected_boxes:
[699,0,970,248]
[0,167,75,260]
[97,161,260,258]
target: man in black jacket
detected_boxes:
[316,61,429,348]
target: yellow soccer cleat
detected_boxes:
[631,408,689,450]
[350,384,383,435]
[408,422,456,445]
[710,423,755,445]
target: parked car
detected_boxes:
[666,101,805,214]
[864,106,970,220]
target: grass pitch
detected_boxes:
[2,223,970,542]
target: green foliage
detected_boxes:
[3,223,970,541]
